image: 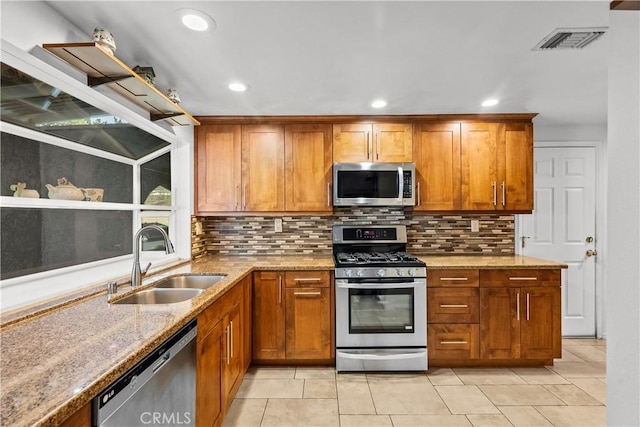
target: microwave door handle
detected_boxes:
[398,166,404,202]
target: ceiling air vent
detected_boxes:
[532,27,607,50]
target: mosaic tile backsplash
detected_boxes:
[191,207,515,258]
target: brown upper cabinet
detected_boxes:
[461,122,533,211]
[333,123,412,163]
[195,124,285,214]
[284,124,333,212]
[413,122,462,211]
[196,123,333,214]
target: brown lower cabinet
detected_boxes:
[253,270,334,362]
[196,275,251,427]
[428,268,561,367]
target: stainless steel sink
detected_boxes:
[151,274,227,290]
[111,288,203,304]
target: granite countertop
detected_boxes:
[0,253,564,426]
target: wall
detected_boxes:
[192,208,514,257]
[606,7,640,426]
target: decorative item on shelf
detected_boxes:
[92,28,117,55]
[10,182,40,198]
[81,187,104,202]
[132,65,156,85]
[165,88,181,104]
[45,177,84,201]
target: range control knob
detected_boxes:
[356,269,364,277]
[407,269,415,276]
[377,269,386,277]
[396,268,404,277]
[344,269,353,277]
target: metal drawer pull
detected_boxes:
[294,291,322,296]
[440,277,468,281]
[230,320,234,359]
[278,276,282,304]
[294,278,323,282]
[509,277,538,281]
[526,293,530,321]
[440,340,468,345]
[327,183,331,207]
[516,292,520,321]
[440,304,468,308]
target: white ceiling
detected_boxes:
[44,1,610,128]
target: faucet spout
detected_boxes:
[131,225,175,289]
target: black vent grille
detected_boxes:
[533,27,607,50]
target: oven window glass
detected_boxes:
[337,170,399,198]
[349,288,414,334]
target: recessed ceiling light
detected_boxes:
[228,82,249,92]
[371,99,387,109]
[176,9,216,32]
[481,98,499,107]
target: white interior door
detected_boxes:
[519,146,597,337]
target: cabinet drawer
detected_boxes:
[428,288,479,323]
[480,269,561,287]
[428,269,479,287]
[428,324,479,360]
[285,271,330,288]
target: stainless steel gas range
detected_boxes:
[333,225,427,372]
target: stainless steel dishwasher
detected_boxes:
[93,320,197,426]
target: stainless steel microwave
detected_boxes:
[333,162,415,207]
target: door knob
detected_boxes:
[586,249,598,257]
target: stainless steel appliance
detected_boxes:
[333,162,415,207]
[333,225,427,372]
[93,320,197,426]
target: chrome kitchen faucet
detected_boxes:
[131,225,175,289]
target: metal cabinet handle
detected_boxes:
[242,185,247,210]
[376,132,380,160]
[509,277,538,281]
[516,292,520,321]
[366,132,370,160]
[440,304,468,308]
[294,277,322,282]
[327,183,331,207]
[229,320,233,359]
[416,182,421,206]
[440,277,468,281]
[526,293,530,321]
[501,181,506,206]
[235,184,239,210]
[278,276,282,304]
[225,325,230,364]
[492,182,497,206]
[294,291,322,296]
[440,340,468,345]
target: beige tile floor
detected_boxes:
[223,338,606,427]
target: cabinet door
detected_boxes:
[521,287,560,359]
[241,125,285,211]
[252,272,285,359]
[59,402,91,427]
[285,287,332,359]
[428,324,480,361]
[195,125,241,213]
[413,123,461,210]
[222,303,242,408]
[373,123,412,162]
[461,122,499,210]
[500,122,533,211]
[196,320,223,427]
[333,123,372,162]
[428,288,479,323]
[284,124,333,212]
[480,287,520,359]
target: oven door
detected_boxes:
[335,278,426,348]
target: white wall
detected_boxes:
[607,8,640,427]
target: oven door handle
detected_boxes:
[338,350,427,361]
[336,279,424,289]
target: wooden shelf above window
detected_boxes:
[43,42,200,127]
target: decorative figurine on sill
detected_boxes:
[133,66,156,85]
[166,88,181,104]
[10,182,40,198]
[46,177,84,201]
[92,28,117,55]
